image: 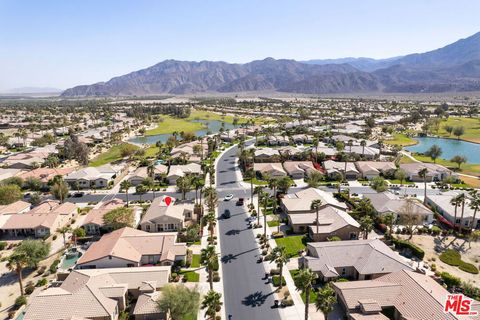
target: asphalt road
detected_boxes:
[217,145,281,320]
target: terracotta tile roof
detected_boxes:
[77,227,186,266]
[0,200,31,215]
[133,291,163,316]
[83,198,125,226]
[334,269,479,320]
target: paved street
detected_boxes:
[217,145,282,320]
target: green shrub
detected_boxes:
[36,278,48,287]
[0,241,7,250]
[392,238,425,260]
[431,226,442,235]
[272,275,286,287]
[439,249,461,266]
[14,296,27,308]
[281,299,294,307]
[459,261,479,274]
[441,272,461,288]
[49,259,60,273]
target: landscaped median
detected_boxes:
[439,249,479,274]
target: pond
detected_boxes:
[405,137,480,163]
[129,119,235,145]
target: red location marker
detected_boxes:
[164,196,172,206]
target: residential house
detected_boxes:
[1,200,77,238]
[281,187,347,215]
[316,142,337,157]
[345,145,380,160]
[76,227,187,269]
[283,161,316,179]
[166,163,202,185]
[288,206,360,241]
[65,164,124,189]
[24,266,170,320]
[333,269,479,320]
[140,196,195,232]
[17,167,75,188]
[253,163,287,178]
[323,160,359,180]
[426,192,480,229]
[82,198,126,235]
[128,167,150,186]
[254,148,280,162]
[170,140,208,163]
[356,161,396,180]
[300,239,413,281]
[364,192,434,224]
[400,163,453,182]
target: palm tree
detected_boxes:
[201,290,223,320]
[360,216,374,239]
[269,246,289,289]
[458,193,467,232]
[56,226,72,248]
[360,140,366,158]
[261,191,269,238]
[203,187,218,213]
[383,213,395,236]
[310,199,323,238]
[7,252,28,296]
[120,180,132,206]
[201,245,218,290]
[418,168,428,205]
[176,175,192,200]
[267,177,279,231]
[246,167,255,204]
[469,190,480,231]
[315,283,337,319]
[295,268,318,320]
[202,211,217,242]
[254,186,264,227]
[450,194,462,231]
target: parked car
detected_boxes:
[236,198,244,206]
[222,209,231,219]
[224,194,233,201]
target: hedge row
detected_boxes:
[392,238,425,260]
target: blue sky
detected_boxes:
[1,0,479,90]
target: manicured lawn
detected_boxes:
[458,176,480,188]
[190,254,201,268]
[179,270,200,282]
[387,179,414,185]
[437,117,480,143]
[275,235,306,258]
[385,133,417,146]
[243,177,268,185]
[413,154,480,177]
[188,109,271,125]
[399,155,417,164]
[146,115,205,136]
[267,220,279,227]
[89,143,139,167]
[144,145,160,157]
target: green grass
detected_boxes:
[188,109,271,125]
[179,270,200,282]
[437,117,480,144]
[412,154,480,177]
[243,177,268,185]
[387,179,414,185]
[190,254,201,268]
[267,220,280,227]
[146,115,205,136]
[144,145,160,157]
[89,143,139,167]
[399,155,417,164]
[385,133,417,146]
[275,235,306,258]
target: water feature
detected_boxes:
[61,250,82,269]
[405,137,480,163]
[129,119,236,145]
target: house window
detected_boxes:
[146,225,150,231]
[168,224,175,230]
[341,268,346,275]
[157,224,164,232]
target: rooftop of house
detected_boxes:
[304,239,413,277]
[282,187,347,212]
[77,227,186,266]
[141,196,193,224]
[355,161,396,173]
[82,198,125,226]
[400,162,452,175]
[24,266,170,320]
[289,206,360,233]
[364,193,433,216]
[333,269,480,320]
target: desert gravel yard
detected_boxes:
[399,235,480,284]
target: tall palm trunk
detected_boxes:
[17,266,24,296]
[279,264,284,289]
[423,177,427,205]
[257,194,261,227]
[471,209,477,232]
[453,204,458,230]
[304,287,310,320]
[460,200,466,232]
[208,268,213,290]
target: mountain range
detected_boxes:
[62,31,480,96]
